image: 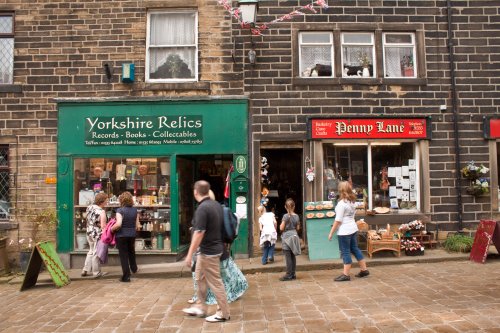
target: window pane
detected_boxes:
[385,34,412,44]
[371,143,417,211]
[342,46,374,77]
[149,48,195,79]
[0,16,13,34]
[0,38,14,84]
[150,12,196,46]
[0,146,9,219]
[301,32,331,44]
[343,33,372,44]
[300,45,332,77]
[323,144,369,206]
[384,47,415,77]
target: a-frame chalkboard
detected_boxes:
[20,241,71,291]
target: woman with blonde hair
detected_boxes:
[328,181,369,281]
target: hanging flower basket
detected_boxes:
[461,161,489,181]
[465,184,488,197]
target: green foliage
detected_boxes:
[442,234,474,253]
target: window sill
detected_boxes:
[292,77,427,86]
[135,81,211,91]
[0,84,23,93]
[0,221,18,230]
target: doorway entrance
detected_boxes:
[260,148,303,237]
[177,155,233,250]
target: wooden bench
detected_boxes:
[367,231,401,258]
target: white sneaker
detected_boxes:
[182,307,206,317]
[205,314,230,323]
[93,271,107,278]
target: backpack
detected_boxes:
[221,204,240,244]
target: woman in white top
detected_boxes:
[258,205,277,265]
[328,181,369,282]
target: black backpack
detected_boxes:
[221,204,240,244]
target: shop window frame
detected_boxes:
[323,141,422,213]
[291,23,427,86]
[146,9,198,83]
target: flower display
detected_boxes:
[358,52,371,67]
[461,161,489,180]
[401,237,424,252]
[398,219,424,233]
[461,161,490,197]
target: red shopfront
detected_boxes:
[307,116,432,226]
[483,117,500,213]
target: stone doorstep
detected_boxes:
[1,248,475,285]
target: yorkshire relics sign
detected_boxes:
[85,115,203,146]
[308,117,431,140]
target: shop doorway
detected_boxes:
[177,155,233,250]
[260,148,303,237]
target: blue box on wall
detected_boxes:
[122,63,135,83]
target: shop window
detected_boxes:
[0,146,9,220]
[0,13,14,85]
[146,10,198,82]
[383,33,416,78]
[299,32,334,78]
[323,142,420,213]
[341,32,375,78]
[74,157,172,252]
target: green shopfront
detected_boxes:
[56,99,249,267]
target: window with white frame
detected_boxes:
[383,33,416,78]
[299,32,333,77]
[147,10,198,82]
[0,13,14,85]
[341,32,375,78]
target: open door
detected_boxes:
[177,157,196,251]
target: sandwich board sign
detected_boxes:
[20,241,71,291]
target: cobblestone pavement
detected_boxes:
[0,260,499,333]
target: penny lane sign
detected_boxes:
[308,117,430,140]
[85,115,203,146]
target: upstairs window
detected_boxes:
[0,13,14,85]
[383,33,416,78]
[146,10,198,82]
[0,146,9,220]
[299,32,333,78]
[341,32,375,78]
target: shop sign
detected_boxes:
[484,117,500,139]
[84,115,203,146]
[235,155,247,174]
[309,117,429,139]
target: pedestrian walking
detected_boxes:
[328,181,369,281]
[187,190,248,305]
[279,198,301,281]
[183,180,230,323]
[258,204,277,265]
[111,191,141,282]
[81,192,108,278]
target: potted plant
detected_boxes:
[358,52,371,77]
[401,237,424,256]
[398,219,425,237]
[13,207,58,272]
[401,55,414,77]
[442,234,473,253]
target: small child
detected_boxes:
[279,198,301,281]
[258,205,277,265]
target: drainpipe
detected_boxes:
[447,0,463,231]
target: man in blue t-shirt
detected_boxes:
[182,180,230,323]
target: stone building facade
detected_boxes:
[0,0,499,265]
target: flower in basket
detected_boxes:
[400,237,424,252]
[466,177,490,196]
[461,161,489,180]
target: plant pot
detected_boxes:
[362,67,370,77]
[466,185,485,197]
[405,249,424,256]
[403,67,414,77]
[76,233,88,250]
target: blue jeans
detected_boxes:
[262,242,275,264]
[338,232,364,265]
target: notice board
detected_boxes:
[469,220,499,264]
[20,241,71,291]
